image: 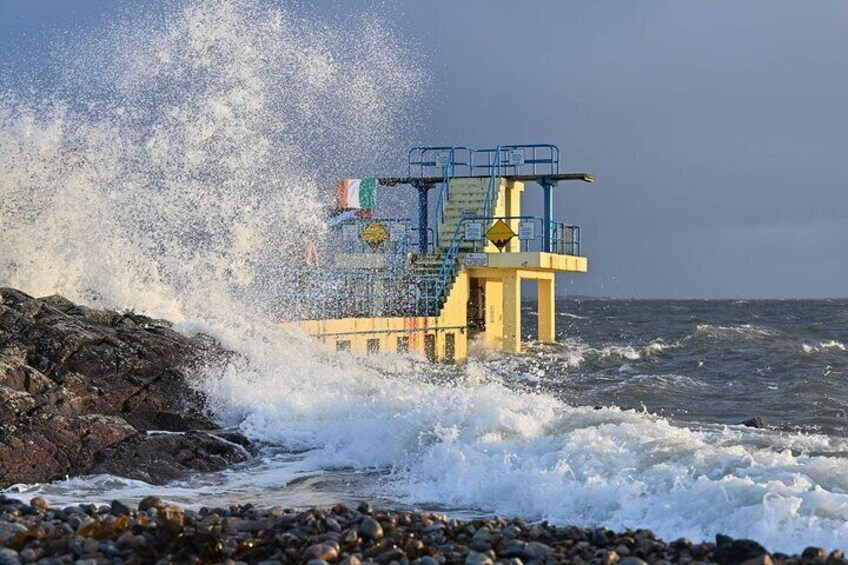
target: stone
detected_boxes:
[29,496,49,510]
[0,549,20,565]
[741,417,767,429]
[375,548,406,564]
[802,547,826,560]
[358,517,384,540]
[138,496,163,512]
[0,288,251,489]
[307,543,339,563]
[110,500,132,516]
[601,550,621,565]
[592,529,612,547]
[619,558,649,565]
[713,539,768,565]
[523,542,554,560]
[740,555,774,565]
[465,551,493,565]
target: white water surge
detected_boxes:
[1,1,848,555]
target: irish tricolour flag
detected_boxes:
[334,178,377,210]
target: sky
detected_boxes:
[2,0,847,299]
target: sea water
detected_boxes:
[1,1,847,555]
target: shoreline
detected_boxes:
[0,495,842,565]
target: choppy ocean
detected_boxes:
[16,299,848,555]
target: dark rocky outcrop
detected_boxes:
[0,288,249,488]
[741,417,768,429]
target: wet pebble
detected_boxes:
[358,516,384,540]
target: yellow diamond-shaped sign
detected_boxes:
[486,219,515,250]
[360,221,390,249]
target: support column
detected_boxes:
[541,181,554,253]
[504,180,524,252]
[483,279,503,348]
[416,184,430,254]
[503,272,522,353]
[538,275,555,343]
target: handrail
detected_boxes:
[459,215,581,256]
[482,146,502,220]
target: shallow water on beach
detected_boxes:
[12,299,848,555]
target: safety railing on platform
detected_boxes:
[408,144,561,249]
[326,218,412,270]
[461,216,581,256]
[409,227,435,255]
[275,269,444,321]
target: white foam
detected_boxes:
[802,340,846,354]
[694,324,776,339]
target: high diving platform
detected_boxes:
[279,144,595,362]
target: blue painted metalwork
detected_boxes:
[416,184,430,255]
[272,143,581,322]
[408,144,562,248]
[459,215,581,256]
[328,218,412,270]
[541,180,554,253]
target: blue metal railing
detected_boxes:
[327,218,412,270]
[460,216,581,256]
[274,269,444,320]
[409,227,435,254]
[408,144,561,249]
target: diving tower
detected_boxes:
[280,144,595,362]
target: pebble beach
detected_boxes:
[0,495,844,565]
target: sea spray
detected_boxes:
[1,0,424,321]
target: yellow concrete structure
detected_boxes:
[286,172,589,362]
[285,272,471,363]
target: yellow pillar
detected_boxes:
[538,275,555,343]
[504,181,524,252]
[503,272,522,353]
[483,279,503,347]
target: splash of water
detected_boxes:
[1,0,423,322]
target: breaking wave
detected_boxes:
[802,340,846,354]
[693,324,776,339]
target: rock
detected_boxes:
[523,541,554,560]
[741,417,767,429]
[601,550,620,565]
[713,539,769,565]
[592,529,612,547]
[110,500,131,516]
[802,547,826,560]
[0,549,20,565]
[465,550,493,565]
[740,555,773,565]
[29,497,49,510]
[307,543,339,562]
[716,534,734,547]
[358,516,383,540]
[90,431,248,485]
[138,496,164,512]
[619,558,649,565]
[0,288,251,488]
[375,548,406,564]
